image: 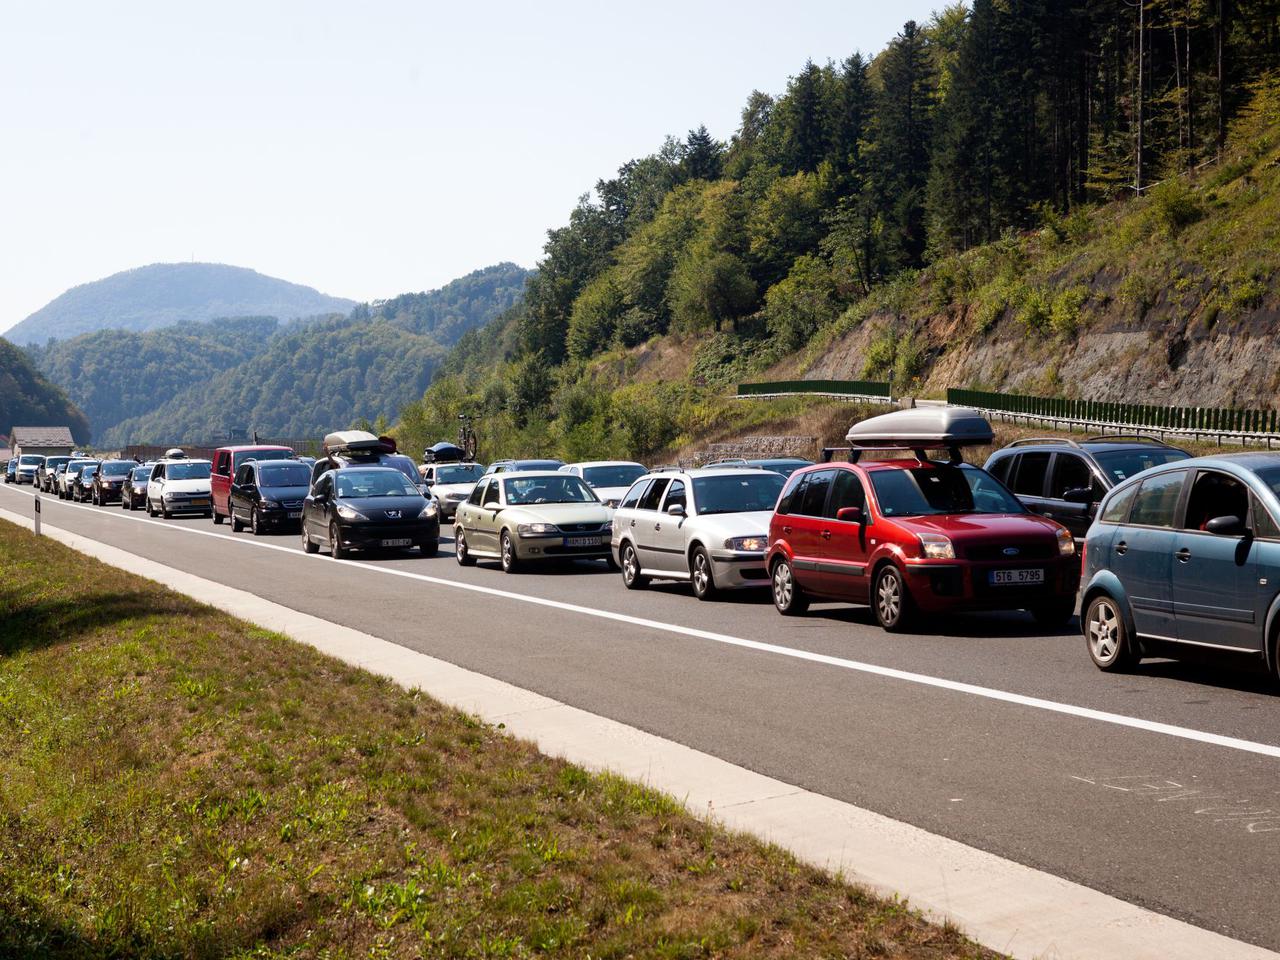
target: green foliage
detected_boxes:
[669,250,756,333]
[1147,179,1205,236]
[762,255,838,352]
[567,274,627,359]
[1048,287,1088,336]
[0,338,91,442]
[1016,287,1051,333]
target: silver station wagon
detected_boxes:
[611,467,784,600]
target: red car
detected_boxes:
[766,408,1080,631]
[211,444,293,525]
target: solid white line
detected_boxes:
[6,485,1280,762]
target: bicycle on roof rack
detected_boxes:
[457,414,479,462]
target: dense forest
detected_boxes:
[0,338,91,443]
[5,263,355,346]
[80,263,528,445]
[398,0,1280,461]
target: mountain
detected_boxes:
[89,263,529,445]
[0,338,91,443]
[5,263,356,345]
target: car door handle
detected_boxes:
[655,523,662,531]
[820,530,831,539]
[782,525,792,534]
[1176,547,1191,563]
[1115,540,1127,555]
[629,518,636,527]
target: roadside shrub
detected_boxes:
[1224,270,1268,315]
[763,255,838,352]
[615,307,661,348]
[892,334,925,385]
[1017,287,1051,332]
[1148,178,1204,236]
[567,274,626,360]
[1049,286,1088,336]
[861,327,897,378]
[1118,272,1158,315]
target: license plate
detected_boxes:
[564,536,602,547]
[288,511,302,519]
[190,499,210,506]
[990,568,1044,585]
[381,538,412,548]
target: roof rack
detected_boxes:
[1084,433,1172,446]
[1004,437,1083,449]
[707,457,749,465]
[650,464,682,473]
[822,446,965,465]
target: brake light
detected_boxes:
[1080,539,1087,569]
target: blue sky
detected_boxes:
[1,1,942,332]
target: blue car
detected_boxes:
[1080,453,1280,678]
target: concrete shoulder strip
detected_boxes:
[3,506,1272,960]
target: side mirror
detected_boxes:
[1063,487,1095,505]
[836,506,863,524]
[1205,515,1248,537]
[666,502,686,517]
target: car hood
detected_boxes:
[499,502,613,526]
[688,509,774,540]
[340,494,427,518]
[891,512,1062,545]
[163,479,212,494]
[259,484,310,502]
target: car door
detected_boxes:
[1046,452,1102,540]
[819,467,871,601]
[474,478,504,553]
[780,469,835,593]
[1171,469,1261,651]
[1009,451,1053,516]
[305,473,334,541]
[631,477,671,570]
[212,450,233,514]
[149,463,165,505]
[1111,469,1187,639]
[652,479,690,569]
[230,463,254,520]
[456,477,486,541]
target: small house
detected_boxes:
[10,426,76,459]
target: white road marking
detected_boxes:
[6,485,1280,762]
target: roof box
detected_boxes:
[828,407,994,463]
[425,441,466,464]
[322,430,390,457]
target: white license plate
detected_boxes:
[990,568,1045,585]
[288,511,302,519]
[381,538,412,548]
[564,536,602,547]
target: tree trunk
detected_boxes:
[1137,0,1145,192]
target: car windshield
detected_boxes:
[384,455,422,484]
[1246,465,1280,499]
[259,463,312,487]
[516,460,563,471]
[869,464,1024,517]
[505,475,598,505]
[692,473,785,514]
[100,461,133,476]
[131,467,151,480]
[336,470,419,498]
[45,457,70,468]
[1090,447,1191,484]
[435,464,485,484]
[81,465,98,479]
[167,462,211,481]
[19,456,42,465]
[583,464,646,488]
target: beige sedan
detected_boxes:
[453,471,614,573]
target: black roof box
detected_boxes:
[425,441,466,464]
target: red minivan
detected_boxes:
[211,445,293,525]
[766,408,1079,631]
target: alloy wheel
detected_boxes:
[773,562,792,608]
[1088,599,1120,663]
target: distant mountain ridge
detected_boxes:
[5,262,356,345]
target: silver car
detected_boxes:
[611,467,785,600]
[420,461,486,521]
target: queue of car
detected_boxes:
[10,407,1280,683]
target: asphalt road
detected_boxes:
[6,481,1280,952]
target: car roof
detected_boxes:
[159,457,211,465]
[249,458,304,468]
[1139,451,1280,473]
[218,444,293,453]
[566,460,645,468]
[331,465,405,474]
[492,470,574,480]
[644,466,779,479]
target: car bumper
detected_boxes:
[902,557,1080,613]
[438,499,465,521]
[516,533,612,561]
[708,549,771,588]
[257,506,306,525]
[337,518,440,549]
[162,498,213,514]
[98,486,124,501]
[16,472,37,484]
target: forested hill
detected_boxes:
[395,2,1280,462]
[4,263,356,345]
[0,338,91,443]
[81,263,529,445]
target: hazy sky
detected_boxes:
[1,1,941,332]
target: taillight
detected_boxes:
[1080,539,1088,569]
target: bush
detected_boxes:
[1148,178,1204,236]
[861,327,898,378]
[1017,288,1051,332]
[763,255,838,352]
[1049,287,1088,336]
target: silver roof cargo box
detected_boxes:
[825,407,995,463]
[322,430,384,457]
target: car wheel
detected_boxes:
[146,498,156,517]
[771,558,809,616]
[91,489,98,506]
[212,505,223,525]
[620,542,648,589]
[690,546,717,601]
[250,507,264,536]
[455,529,476,566]
[418,539,437,556]
[301,524,318,554]
[500,531,519,573]
[1084,595,1138,672]
[1032,599,1076,629]
[329,522,347,560]
[230,508,244,533]
[873,564,913,632]
[161,500,172,520]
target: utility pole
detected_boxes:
[1136,0,1145,192]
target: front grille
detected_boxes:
[281,499,303,509]
[559,522,606,533]
[964,542,1056,562]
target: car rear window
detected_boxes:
[1126,471,1186,527]
[1091,447,1190,483]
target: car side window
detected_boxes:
[619,480,649,510]
[637,478,670,512]
[153,464,165,480]
[215,451,231,476]
[314,474,332,497]
[794,469,836,517]
[1183,470,1250,532]
[467,480,487,506]
[987,455,1014,484]
[776,471,806,515]
[1252,495,1280,539]
[1099,483,1138,524]
[1127,471,1186,527]
[824,470,866,519]
[235,464,254,485]
[1012,452,1050,497]
[663,480,687,513]
[483,481,501,506]
[1050,453,1097,500]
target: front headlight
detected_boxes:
[917,533,955,560]
[724,535,767,552]
[1056,527,1076,557]
[336,504,368,521]
[418,502,438,519]
[517,522,558,536]
[260,500,280,509]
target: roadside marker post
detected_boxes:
[33,494,41,536]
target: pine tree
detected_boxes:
[682,125,723,181]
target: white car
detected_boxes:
[610,467,785,600]
[420,461,486,521]
[560,461,648,508]
[146,456,213,518]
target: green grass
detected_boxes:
[0,521,998,960]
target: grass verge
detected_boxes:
[0,519,997,959]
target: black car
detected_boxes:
[984,434,1191,541]
[91,459,136,505]
[72,463,100,502]
[229,458,312,535]
[121,464,152,510]
[4,459,14,483]
[301,466,439,559]
[60,459,96,500]
[38,456,72,492]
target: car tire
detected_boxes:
[161,501,172,520]
[1032,599,1076,629]
[91,489,99,506]
[690,546,718,601]
[620,542,648,589]
[302,525,318,554]
[1084,594,1138,672]
[500,531,519,574]
[146,498,157,517]
[212,506,223,525]
[250,507,264,536]
[873,564,914,632]
[604,553,620,572]
[455,529,476,566]
[230,508,244,533]
[771,558,809,616]
[329,522,347,560]
[419,539,437,556]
